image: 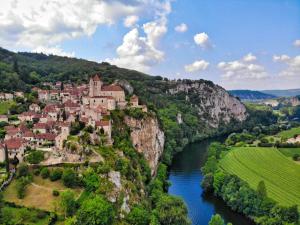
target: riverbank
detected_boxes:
[168,139,255,225]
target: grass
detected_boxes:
[277,127,300,139]
[219,147,300,207]
[3,175,82,213]
[0,100,16,114]
[278,148,300,159]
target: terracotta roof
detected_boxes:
[92,74,101,81]
[95,120,110,127]
[23,131,34,137]
[101,85,123,92]
[35,133,56,141]
[0,115,7,118]
[33,123,49,130]
[64,100,80,108]
[4,138,25,149]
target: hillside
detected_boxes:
[229,90,276,101]
[0,47,248,164]
[219,147,300,207]
[262,89,300,97]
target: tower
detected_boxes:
[89,74,103,97]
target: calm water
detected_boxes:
[168,139,255,225]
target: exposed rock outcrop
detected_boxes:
[169,80,247,127]
[124,116,164,175]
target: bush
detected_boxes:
[17,163,29,178]
[16,177,30,199]
[52,190,60,196]
[26,150,44,164]
[292,153,300,161]
[40,167,50,179]
[50,168,63,181]
[62,169,78,188]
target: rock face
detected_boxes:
[169,80,247,127]
[124,116,164,175]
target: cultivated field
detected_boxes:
[219,147,300,207]
[278,148,300,159]
[277,127,300,139]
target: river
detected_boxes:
[168,138,255,225]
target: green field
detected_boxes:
[219,147,300,207]
[277,127,300,139]
[0,100,16,115]
[278,148,300,158]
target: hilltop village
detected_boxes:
[0,74,146,165]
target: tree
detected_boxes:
[257,180,267,198]
[76,195,114,225]
[126,206,150,225]
[60,190,77,218]
[154,195,190,225]
[50,168,63,181]
[209,214,225,225]
[40,167,50,179]
[83,168,99,192]
[201,173,214,192]
[17,163,29,177]
[62,168,77,187]
[292,153,300,161]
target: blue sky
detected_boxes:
[0,0,299,90]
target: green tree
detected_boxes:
[60,190,77,218]
[83,168,99,192]
[62,168,78,187]
[50,168,63,181]
[154,195,190,225]
[76,195,114,225]
[126,206,150,225]
[257,180,267,198]
[40,167,50,179]
[208,214,224,225]
[17,163,29,178]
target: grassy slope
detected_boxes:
[277,127,300,139]
[3,176,82,212]
[0,100,16,114]
[278,148,300,158]
[219,147,300,207]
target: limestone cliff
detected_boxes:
[168,80,247,128]
[124,116,164,175]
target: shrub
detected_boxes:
[40,167,50,179]
[52,190,60,196]
[292,153,300,161]
[62,169,78,188]
[17,163,29,178]
[26,151,44,164]
[50,168,63,181]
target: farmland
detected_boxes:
[219,147,300,207]
[278,148,300,159]
[277,126,300,139]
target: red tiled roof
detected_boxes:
[33,123,49,129]
[64,100,80,108]
[23,131,34,137]
[35,133,56,141]
[95,120,110,127]
[92,74,101,81]
[0,115,7,118]
[4,138,25,149]
[101,85,123,92]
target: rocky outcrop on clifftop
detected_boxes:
[168,80,247,128]
[124,116,164,175]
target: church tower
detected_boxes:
[89,74,102,97]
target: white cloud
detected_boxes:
[175,23,188,33]
[243,53,257,62]
[123,15,139,28]
[184,60,209,73]
[33,46,75,57]
[293,40,300,47]
[218,54,268,80]
[107,0,171,72]
[0,0,171,52]
[194,32,212,49]
[273,54,300,77]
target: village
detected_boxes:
[0,74,146,165]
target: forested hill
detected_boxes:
[229,90,276,101]
[0,47,252,164]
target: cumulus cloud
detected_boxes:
[218,54,268,80]
[33,46,75,57]
[123,15,139,28]
[273,54,300,77]
[175,23,188,33]
[194,32,212,49]
[243,53,257,62]
[0,0,171,54]
[107,1,171,72]
[293,40,300,47]
[184,60,209,73]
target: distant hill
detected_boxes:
[262,89,300,97]
[229,90,276,100]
